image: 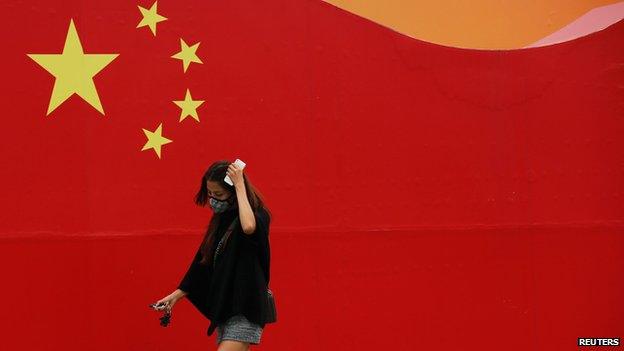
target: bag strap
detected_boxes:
[213,215,239,267]
[221,215,239,249]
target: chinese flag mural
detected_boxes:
[1,1,623,350]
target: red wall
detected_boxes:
[1,1,622,350]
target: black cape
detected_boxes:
[177,206,272,336]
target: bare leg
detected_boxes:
[217,340,250,351]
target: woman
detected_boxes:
[153,160,273,351]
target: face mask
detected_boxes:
[209,195,234,213]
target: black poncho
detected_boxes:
[177,206,272,336]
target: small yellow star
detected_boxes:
[141,122,172,159]
[173,89,204,122]
[27,18,118,115]
[171,38,202,73]
[137,1,167,36]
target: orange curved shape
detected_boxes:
[323,0,622,49]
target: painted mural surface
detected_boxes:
[1,1,622,350]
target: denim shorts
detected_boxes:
[215,314,263,345]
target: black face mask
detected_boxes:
[208,194,235,213]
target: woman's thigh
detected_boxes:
[217,340,249,351]
[216,314,263,346]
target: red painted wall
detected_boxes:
[1,1,622,350]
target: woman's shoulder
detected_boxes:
[258,206,271,218]
[257,207,272,228]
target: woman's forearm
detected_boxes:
[234,182,256,234]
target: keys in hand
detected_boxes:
[159,311,172,327]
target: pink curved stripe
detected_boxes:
[526,1,624,48]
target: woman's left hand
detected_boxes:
[227,163,245,186]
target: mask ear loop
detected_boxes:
[226,192,238,208]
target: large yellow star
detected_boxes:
[27,19,118,116]
[171,38,202,73]
[137,1,167,36]
[141,122,172,159]
[173,89,204,122]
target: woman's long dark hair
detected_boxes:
[195,160,271,265]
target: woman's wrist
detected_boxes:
[174,289,187,298]
[234,181,245,192]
